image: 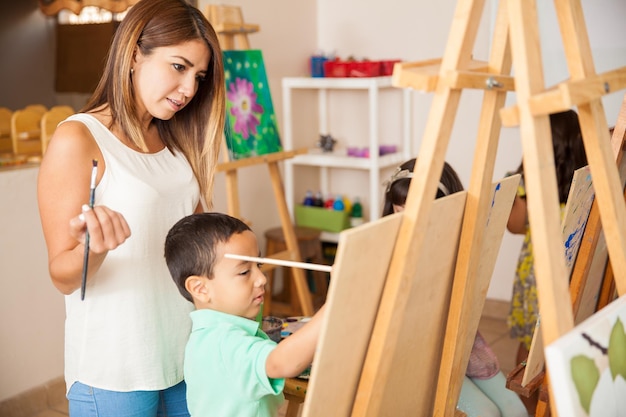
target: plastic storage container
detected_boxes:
[323,59,401,78]
[295,205,350,233]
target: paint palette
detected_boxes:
[281,316,311,339]
[262,316,284,343]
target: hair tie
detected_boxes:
[437,182,450,196]
[384,167,413,193]
[385,166,451,196]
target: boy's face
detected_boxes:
[204,230,267,319]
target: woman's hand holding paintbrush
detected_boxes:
[80,159,98,300]
[72,161,131,299]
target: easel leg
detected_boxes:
[225,170,241,219]
[434,1,513,413]
[535,371,552,417]
[268,161,314,316]
[507,0,575,348]
[284,398,302,417]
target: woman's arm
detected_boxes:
[265,304,327,378]
[38,121,131,294]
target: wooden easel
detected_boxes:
[355,0,626,416]
[295,0,626,416]
[206,5,314,316]
[506,104,626,415]
[206,5,259,51]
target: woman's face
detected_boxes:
[393,204,405,213]
[132,39,210,122]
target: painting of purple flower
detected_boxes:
[227,77,264,140]
[223,50,283,160]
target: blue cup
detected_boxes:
[310,55,327,77]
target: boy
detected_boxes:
[164,212,326,417]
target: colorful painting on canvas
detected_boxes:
[223,50,282,160]
[545,295,626,417]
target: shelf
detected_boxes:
[283,76,394,90]
[291,149,407,170]
[282,76,413,223]
[320,231,340,243]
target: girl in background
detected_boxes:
[506,110,588,413]
[384,158,528,417]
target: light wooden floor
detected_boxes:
[11,302,518,417]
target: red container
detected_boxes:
[379,60,401,76]
[349,61,381,77]
[323,60,351,77]
[323,59,403,78]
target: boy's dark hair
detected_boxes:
[164,212,251,302]
[382,159,464,216]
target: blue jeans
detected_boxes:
[67,380,190,417]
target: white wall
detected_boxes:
[0,167,65,400]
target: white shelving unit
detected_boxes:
[282,76,413,231]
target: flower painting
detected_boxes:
[223,50,283,160]
[545,295,626,417]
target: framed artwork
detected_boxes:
[223,49,283,160]
[545,294,626,417]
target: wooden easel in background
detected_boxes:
[293,0,626,416]
[507,102,626,416]
[380,0,626,415]
[205,5,314,317]
[206,5,259,51]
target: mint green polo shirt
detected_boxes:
[185,309,285,417]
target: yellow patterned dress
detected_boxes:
[506,176,565,350]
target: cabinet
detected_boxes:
[282,76,413,234]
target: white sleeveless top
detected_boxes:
[63,114,198,392]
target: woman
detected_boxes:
[37,0,225,415]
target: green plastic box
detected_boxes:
[294,205,350,233]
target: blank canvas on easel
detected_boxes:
[301,175,519,417]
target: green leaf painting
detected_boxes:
[571,355,600,413]
[223,50,283,160]
[546,295,626,416]
[608,318,626,380]
[569,319,626,414]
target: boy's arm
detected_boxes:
[265,304,327,379]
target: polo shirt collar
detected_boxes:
[190,309,261,334]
